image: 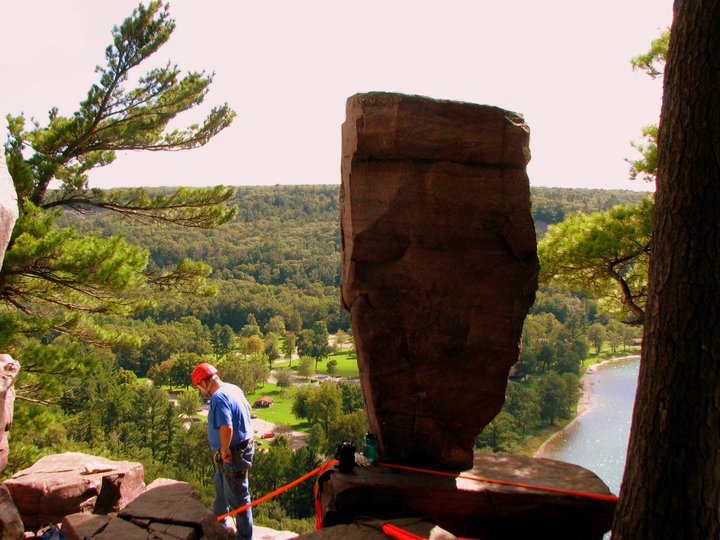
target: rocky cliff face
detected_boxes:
[340,92,539,469]
[0,155,18,270]
[0,156,20,477]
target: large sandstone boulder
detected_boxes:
[3,453,145,530]
[341,92,539,469]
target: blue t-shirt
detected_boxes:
[207,382,253,451]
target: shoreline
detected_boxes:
[534,355,640,458]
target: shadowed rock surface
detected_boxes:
[341,92,539,469]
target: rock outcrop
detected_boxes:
[313,453,616,540]
[4,453,145,530]
[340,92,539,469]
[0,355,19,475]
[0,155,18,270]
[0,156,20,481]
[0,452,294,539]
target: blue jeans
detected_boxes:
[213,441,254,540]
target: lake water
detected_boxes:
[537,357,640,495]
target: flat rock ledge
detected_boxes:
[310,452,616,540]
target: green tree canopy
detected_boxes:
[538,198,653,324]
[297,321,331,368]
[1,1,236,348]
[627,29,668,182]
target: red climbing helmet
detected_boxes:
[191,362,218,387]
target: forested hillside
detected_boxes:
[61,184,646,335]
[530,187,647,232]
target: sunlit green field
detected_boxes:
[247,349,359,430]
[246,383,308,430]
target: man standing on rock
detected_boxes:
[192,362,255,540]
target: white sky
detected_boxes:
[1,1,671,191]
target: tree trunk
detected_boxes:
[612,1,720,537]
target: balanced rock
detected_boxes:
[3,452,144,530]
[341,92,539,469]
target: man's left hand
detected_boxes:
[221,448,232,462]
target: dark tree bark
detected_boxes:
[612,1,720,538]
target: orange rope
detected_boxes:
[377,462,619,502]
[217,459,338,521]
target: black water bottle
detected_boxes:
[337,441,356,473]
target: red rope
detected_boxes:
[217,459,338,522]
[382,523,427,540]
[377,462,619,502]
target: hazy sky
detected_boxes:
[1,1,672,191]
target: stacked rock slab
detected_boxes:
[62,478,231,540]
[341,92,539,469]
[4,453,145,530]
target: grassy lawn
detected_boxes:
[246,383,309,431]
[318,349,359,378]
[271,348,359,378]
[245,349,358,433]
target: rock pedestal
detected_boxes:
[340,92,539,469]
[313,453,616,540]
